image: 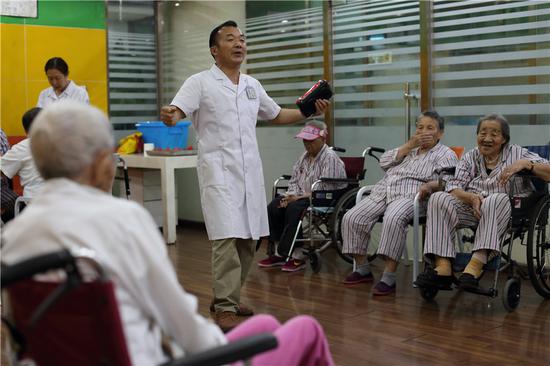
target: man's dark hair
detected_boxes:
[22,107,42,134]
[209,20,238,48]
[417,110,445,130]
[477,114,510,144]
[45,57,69,76]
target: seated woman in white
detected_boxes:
[1,107,44,198]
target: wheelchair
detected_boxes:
[414,144,550,311]
[1,248,277,366]
[268,146,383,273]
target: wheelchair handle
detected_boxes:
[1,249,74,288]
[165,333,278,366]
[331,146,346,153]
[363,146,385,162]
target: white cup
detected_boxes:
[144,143,154,155]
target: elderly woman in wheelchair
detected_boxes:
[416,114,550,295]
[341,110,458,295]
[257,120,346,272]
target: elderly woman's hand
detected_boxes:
[418,183,434,200]
[498,159,533,185]
[407,133,435,150]
[466,193,483,219]
[278,194,298,208]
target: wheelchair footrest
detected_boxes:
[459,285,497,298]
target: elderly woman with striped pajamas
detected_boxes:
[341,111,458,295]
[416,114,550,291]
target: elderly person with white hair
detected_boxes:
[2,101,335,366]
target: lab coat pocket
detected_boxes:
[198,154,226,187]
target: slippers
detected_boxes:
[415,268,453,290]
[458,273,480,291]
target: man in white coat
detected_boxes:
[161,20,329,331]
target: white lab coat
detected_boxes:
[37,80,90,107]
[171,65,281,240]
[2,179,226,365]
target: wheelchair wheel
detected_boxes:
[419,286,438,301]
[527,196,550,299]
[309,251,322,274]
[330,188,360,264]
[502,277,521,312]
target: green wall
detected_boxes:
[0,0,105,29]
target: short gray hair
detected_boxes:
[30,101,114,180]
[305,120,327,131]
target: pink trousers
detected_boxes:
[226,314,334,366]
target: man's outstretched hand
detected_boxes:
[160,105,184,126]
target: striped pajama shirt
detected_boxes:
[342,143,458,261]
[424,144,549,258]
[286,144,347,196]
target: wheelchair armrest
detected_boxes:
[273,175,292,198]
[513,169,535,177]
[317,177,359,184]
[1,249,74,288]
[164,333,278,366]
[510,170,548,196]
[434,166,456,175]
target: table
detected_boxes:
[120,154,197,244]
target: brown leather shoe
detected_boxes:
[236,303,254,316]
[214,311,243,333]
[209,301,254,316]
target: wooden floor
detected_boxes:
[169,225,550,366]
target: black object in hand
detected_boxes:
[296,80,333,118]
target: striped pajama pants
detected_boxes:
[423,191,511,259]
[341,196,415,262]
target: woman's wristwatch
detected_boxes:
[528,161,535,172]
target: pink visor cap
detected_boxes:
[295,125,327,141]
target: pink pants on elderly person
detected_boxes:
[226,314,334,366]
